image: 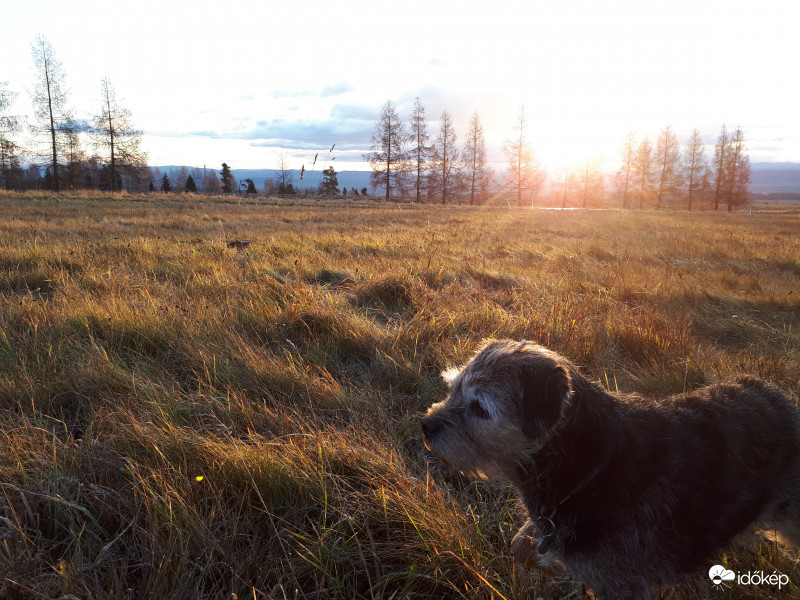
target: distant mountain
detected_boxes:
[232,168,372,193]
[749,162,800,194]
[155,162,800,195]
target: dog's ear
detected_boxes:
[519,363,572,439]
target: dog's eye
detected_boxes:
[469,399,490,419]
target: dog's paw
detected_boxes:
[511,520,566,578]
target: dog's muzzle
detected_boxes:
[421,416,444,451]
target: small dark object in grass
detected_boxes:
[227,240,250,250]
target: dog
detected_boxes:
[421,339,800,599]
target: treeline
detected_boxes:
[1,37,752,209]
[364,99,494,205]
[0,36,150,193]
[614,124,750,212]
[365,100,752,210]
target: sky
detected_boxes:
[3,0,800,174]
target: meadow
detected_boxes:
[0,191,799,599]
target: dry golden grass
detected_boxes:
[1,191,799,599]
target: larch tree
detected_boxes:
[92,77,146,192]
[30,35,71,190]
[276,151,294,194]
[62,120,89,189]
[712,124,729,211]
[503,105,544,207]
[463,112,490,205]
[0,82,24,186]
[617,131,636,208]
[364,100,409,201]
[725,126,750,211]
[408,97,432,203]
[429,110,459,205]
[578,156,605,208]
[556,163,574,209]
[632,137,654,209]
[655,124,681,209]
[682,129,706,211]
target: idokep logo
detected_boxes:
[709,564,791,592]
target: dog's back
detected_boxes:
[558,375,800,591]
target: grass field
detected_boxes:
[1,191,799,599]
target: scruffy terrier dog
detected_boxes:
[421,339,800,600]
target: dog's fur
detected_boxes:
[421,339,800,600]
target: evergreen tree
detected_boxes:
[321,166,339,195]
[220,162,234,193]
[185,175,198,193]
[160,172,172,192]
[244,178,257,194]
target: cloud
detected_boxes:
[271,81,354,100]
[428,57,446,67]
[186,116,373,149]
[330,103,376,121]
[272,89,315,99]
[320,81,354,97]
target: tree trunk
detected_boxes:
[45,64,59,191]
[385,134,391,202]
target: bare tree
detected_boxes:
[503,105,544,207]
[632,137,654,209]
[204,169,221,194]
[408,97,432,203]
[712,124,729,211]
[726,126,750,211]
[276,151,294,194]
[364,100,409,201]
[0,82,22,143]
[682,129,706,211]
[429,110,459,205]
[30,35,71,190]
[655,124,680,209]
[463,112,491,205]
[92,77,146,191]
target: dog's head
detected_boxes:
[421,339,573,480]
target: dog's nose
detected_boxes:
[421,416,442,438]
